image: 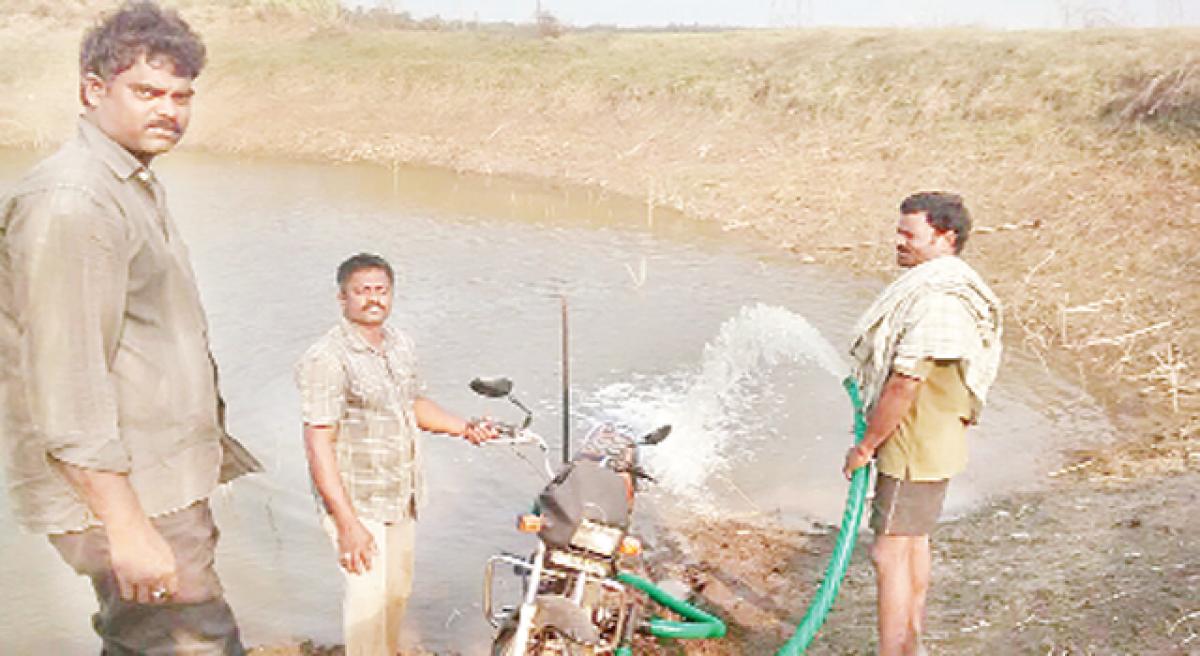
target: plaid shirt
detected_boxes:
[850,255,1003,419]
[892,291,982,377]
[296,319,426,523]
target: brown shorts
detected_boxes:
[870,473,949,536]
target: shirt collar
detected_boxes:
[76,116,150,183]
[339,317,395,354]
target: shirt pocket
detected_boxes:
[384,347,422,401]
[346,359,392,412]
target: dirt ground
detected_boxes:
[655,470,1200,654]
[246,470,1200,655]
[1,3,1197,654]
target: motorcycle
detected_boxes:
[470,376,725,656]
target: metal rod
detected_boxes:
[561,294,570,465]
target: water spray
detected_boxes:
[576,305,871,652]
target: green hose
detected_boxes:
[616,571,727,639]
[775,376,870,655]
[612,378,863,651]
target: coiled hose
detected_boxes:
[616,571,727,639]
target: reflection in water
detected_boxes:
[0,149,1112,653]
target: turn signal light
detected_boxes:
[517,514,543,533]
[619,536,642,556]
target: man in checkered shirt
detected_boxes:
[295,252,497,656]
[843,192,1003,656]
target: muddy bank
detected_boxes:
[246,459,1200,655]
[658,470,1200,654]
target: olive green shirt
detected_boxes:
[876,358,973,482]
[0,118,260,534]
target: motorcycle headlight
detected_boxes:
[547,549,609,577]
[569,519,623,556]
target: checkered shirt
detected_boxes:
[296,319,426,523]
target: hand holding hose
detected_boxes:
[842,443,874,480]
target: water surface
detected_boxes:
[0,149,1112,653]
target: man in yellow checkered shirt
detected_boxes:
[844,192,1003,656]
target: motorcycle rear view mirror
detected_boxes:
[469,376,533,430]
[470,377,513,399]
[641,425,671,445]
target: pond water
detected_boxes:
[0,148,1112,653]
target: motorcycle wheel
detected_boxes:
[491,625,517,656]
[491,627,596,656]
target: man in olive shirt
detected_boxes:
[843,192,1002,656]
[0,3,259,653]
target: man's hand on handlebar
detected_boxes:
[630,466,656,483]
[463,417,501,446]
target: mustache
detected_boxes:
[145,120,181,135]
[363,302,386,311]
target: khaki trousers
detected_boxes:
[322,515,415,656]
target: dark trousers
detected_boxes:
[49,500,245,655]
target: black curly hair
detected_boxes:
[79,1,206,97]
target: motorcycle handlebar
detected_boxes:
[480,422,546,448]
[630,466,656,483]
[480,424,555,479]
[478,415,665,485]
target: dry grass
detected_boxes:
[0,4,1196,471]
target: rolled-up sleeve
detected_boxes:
[296,349,346,426]
[7,187,130,472]
[893,291,978,378]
